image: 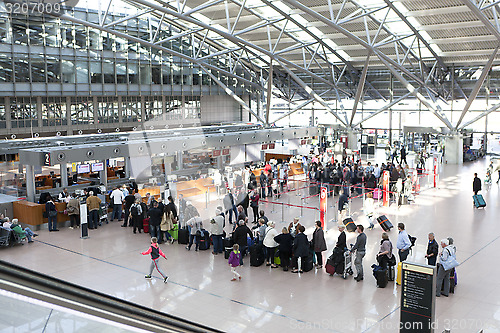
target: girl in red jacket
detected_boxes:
[141,237,168,283]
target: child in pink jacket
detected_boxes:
[141,237,168,283]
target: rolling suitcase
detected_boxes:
[388,264,395,281]
[396,262,403,285]
[223,237,234,248]
[198,229,210,250]
[473,194,486,208]
[224,247,233,259]
[325,256,336,275]
[372,265,388,288]
[302,254,314,272]
[178,227,189,245]
[250,243,265,267]
[142,218,150,233]
[343,218,357,233]
[377,215,393,231]
[168,224,179,240]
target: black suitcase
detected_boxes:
[375,268,388,288]
[250,243,265,267]
[377,215,393,231]
[178,227,189,245]
[309,184,318,196]
[302,254,314,272]
[224,247,233,259]
[198,229,210,250]
[388,265,395,281]
[223,237,234,248]
[343,218,357,233]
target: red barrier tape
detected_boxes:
[259,199,320,211]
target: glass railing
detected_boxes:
[0,260,221,333]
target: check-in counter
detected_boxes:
[13,200,68,227]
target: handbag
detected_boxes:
[441,249,459,271]
[388,255,396,266]
[49,210,58,218]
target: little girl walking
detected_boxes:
[141,237,168,283]
[228,244,242,281]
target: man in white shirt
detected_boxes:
[58,188,70,203]
[373,164,381,179]
[110,187,125,222]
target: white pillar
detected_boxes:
[26,165,35,203]
[177,151,183,170]
[60,163,68,188]
[444,134,463,165]
[347,129,358,151]
[100,160,108,188]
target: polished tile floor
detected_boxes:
[2,157,500,332]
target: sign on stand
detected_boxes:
[80,202,89,239]
[400,262,437,332]
[319,186,327,229]
[382,170,390,207]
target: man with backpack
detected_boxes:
[396,223,412,262]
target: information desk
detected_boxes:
[176,178,215,198]
[13,200,68,227]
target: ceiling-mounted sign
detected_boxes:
[222,149,230,156]
[213,150,221,157]
[43,153,51,166]
[268,143,275,149]
[262,144,268,150]
[301,139,307,145]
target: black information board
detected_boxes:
[400,262,436,332]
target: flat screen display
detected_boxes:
[91,162,104,172]
[77,164,90,174]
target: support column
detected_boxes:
[5,97,11,131]
[124,157,131,178]
[177,151,183,170]
[26,165,35,203]
[60,162,68,188]
[347,128,358,151]
[100,160,108,188]
[217,156,223,169]
[444,134,463,165]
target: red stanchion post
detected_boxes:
[320,186,327,229]
[383,170,390,207]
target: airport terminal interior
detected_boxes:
[1,0,500,332]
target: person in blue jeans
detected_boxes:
[210,207,225,255]
[45,196,59,232]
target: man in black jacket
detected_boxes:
[232,220,253,265]
[336,225,347,250]
[166,196,177,221]
[425,232,439,266]
[473,173,481,195]
[148,201,163,242]
[122,192,136,227]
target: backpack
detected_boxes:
[408,234,417,253]
[131,205,139,216]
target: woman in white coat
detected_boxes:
[263,221,279,268]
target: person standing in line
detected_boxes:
[263,221,279,268]
[147,201,163,241]
[425,232,439,266]
[130,199,143,234]
[228,244,242,281]
[67,193,80,229]
[223,189,237,225]
[141,237,168,283]
[86,191,101,230]
[250,189,260,224]
[210,208,225,255]
[166,196,177,222]
[259,210,268,224]
[45,195,59,232]
[291,225,309,274]
[259,170,267,199]
[274,227,293,271]
[351,225,367,282]
[232,220,253,265]
[436,239,455,297]
[110,186,124,222]
[396,223,411,262]
[376,232,393,270]
[312,221,327,269]
[473,173,482,195]
[185,215,203,251]
[160,205,175,244]
[122,190,136,227]
[288,217,302,238]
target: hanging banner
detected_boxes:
[382,170,390,207]
[320,186,327,229]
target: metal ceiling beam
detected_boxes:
[271,90,332,124]
[353,92,412,127]
[199,65,267,125]
[455,46,498,129]
[266,59,273,124]
[277,60,347,127]
[459,102,500,129]
[350,53,370,126]
[104,8,155,28]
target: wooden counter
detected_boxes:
[13,200,68,226]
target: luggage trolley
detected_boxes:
[343,244,354,279]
